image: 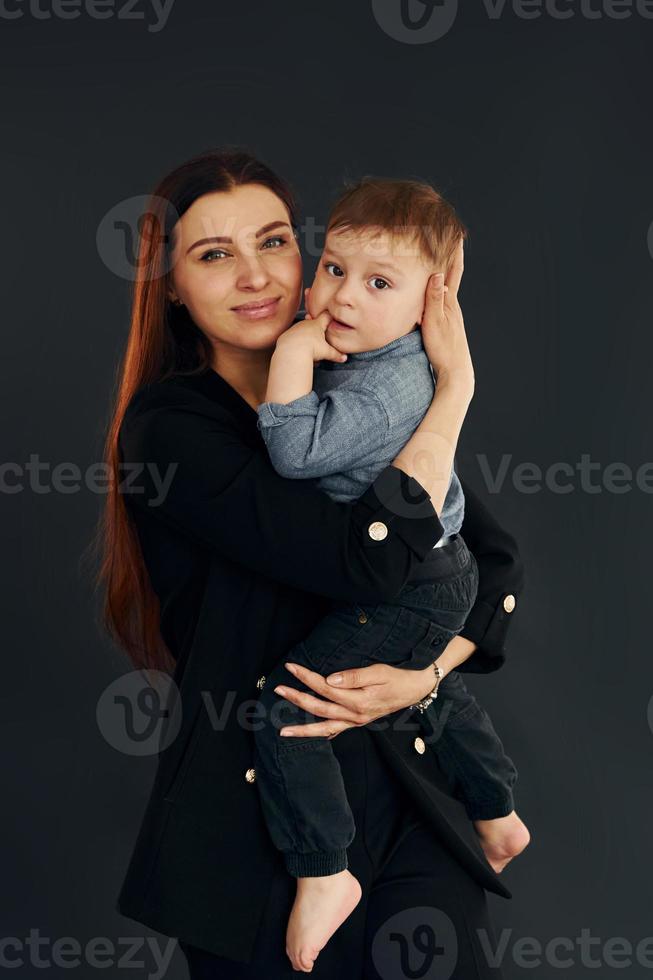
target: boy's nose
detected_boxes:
[334,282,356,307]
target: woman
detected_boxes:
[97,148,524,979]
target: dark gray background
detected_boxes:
[2,0,652,977]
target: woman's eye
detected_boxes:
[325,262,344,277]
[369,276,390,290]
[200,249,229,263]
[261,235,287,249]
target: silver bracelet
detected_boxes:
[410,662,444,714]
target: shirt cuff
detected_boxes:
[257,392,320,429]
[353,465,444,561]
[457,595,520,673]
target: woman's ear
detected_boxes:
[167,284,183,307]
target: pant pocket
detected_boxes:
[371,607,452,668]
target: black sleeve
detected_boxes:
[455,479,526,674]
[118,397,444,605]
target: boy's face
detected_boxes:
[307,227,436,354]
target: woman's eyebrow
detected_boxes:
[186,221,291,255]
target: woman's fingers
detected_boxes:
[445,237,465,300]
[324,662,389,689]
[284,661,333,693]
[273,682,361,724]
[280,719,354,739]
[422,273,447,330]
[283,662,371,713]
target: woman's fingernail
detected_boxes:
[275,686,286,696]
[328,673,343,685]
[285,663,298,675]
[280,729,293,736]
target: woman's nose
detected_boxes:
[236,255,270,290]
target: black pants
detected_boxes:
[180,725,505,979]
[255,534,516,878]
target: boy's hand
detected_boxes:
[277,310,347,365]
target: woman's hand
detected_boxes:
[420,237,474,395]
[272,659,443,739]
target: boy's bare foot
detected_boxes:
[474,810,531,873]
[286,869,362,973]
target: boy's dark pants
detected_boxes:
[254,533,518,877]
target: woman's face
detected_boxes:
[167,184,303,353]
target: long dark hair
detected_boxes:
[93,148,298,673]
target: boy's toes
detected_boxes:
[474,812,531,873]
[299,946,319,971]
[287,945,318,973]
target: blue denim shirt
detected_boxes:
[257,328,464,538]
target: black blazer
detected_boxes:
[115,365,525,963]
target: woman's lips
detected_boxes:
[231,297,281,320]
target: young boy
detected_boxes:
[254,178,529,973]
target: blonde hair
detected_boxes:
[326,177,467,271]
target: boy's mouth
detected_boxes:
[328,317,355,331]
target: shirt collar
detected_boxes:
[336,326,425,362]
[172,323,425,410]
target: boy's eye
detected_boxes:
[324,262,345,278]
[369,276,390,290]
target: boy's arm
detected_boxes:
[264,330,317,405]
[258,329,392,481]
